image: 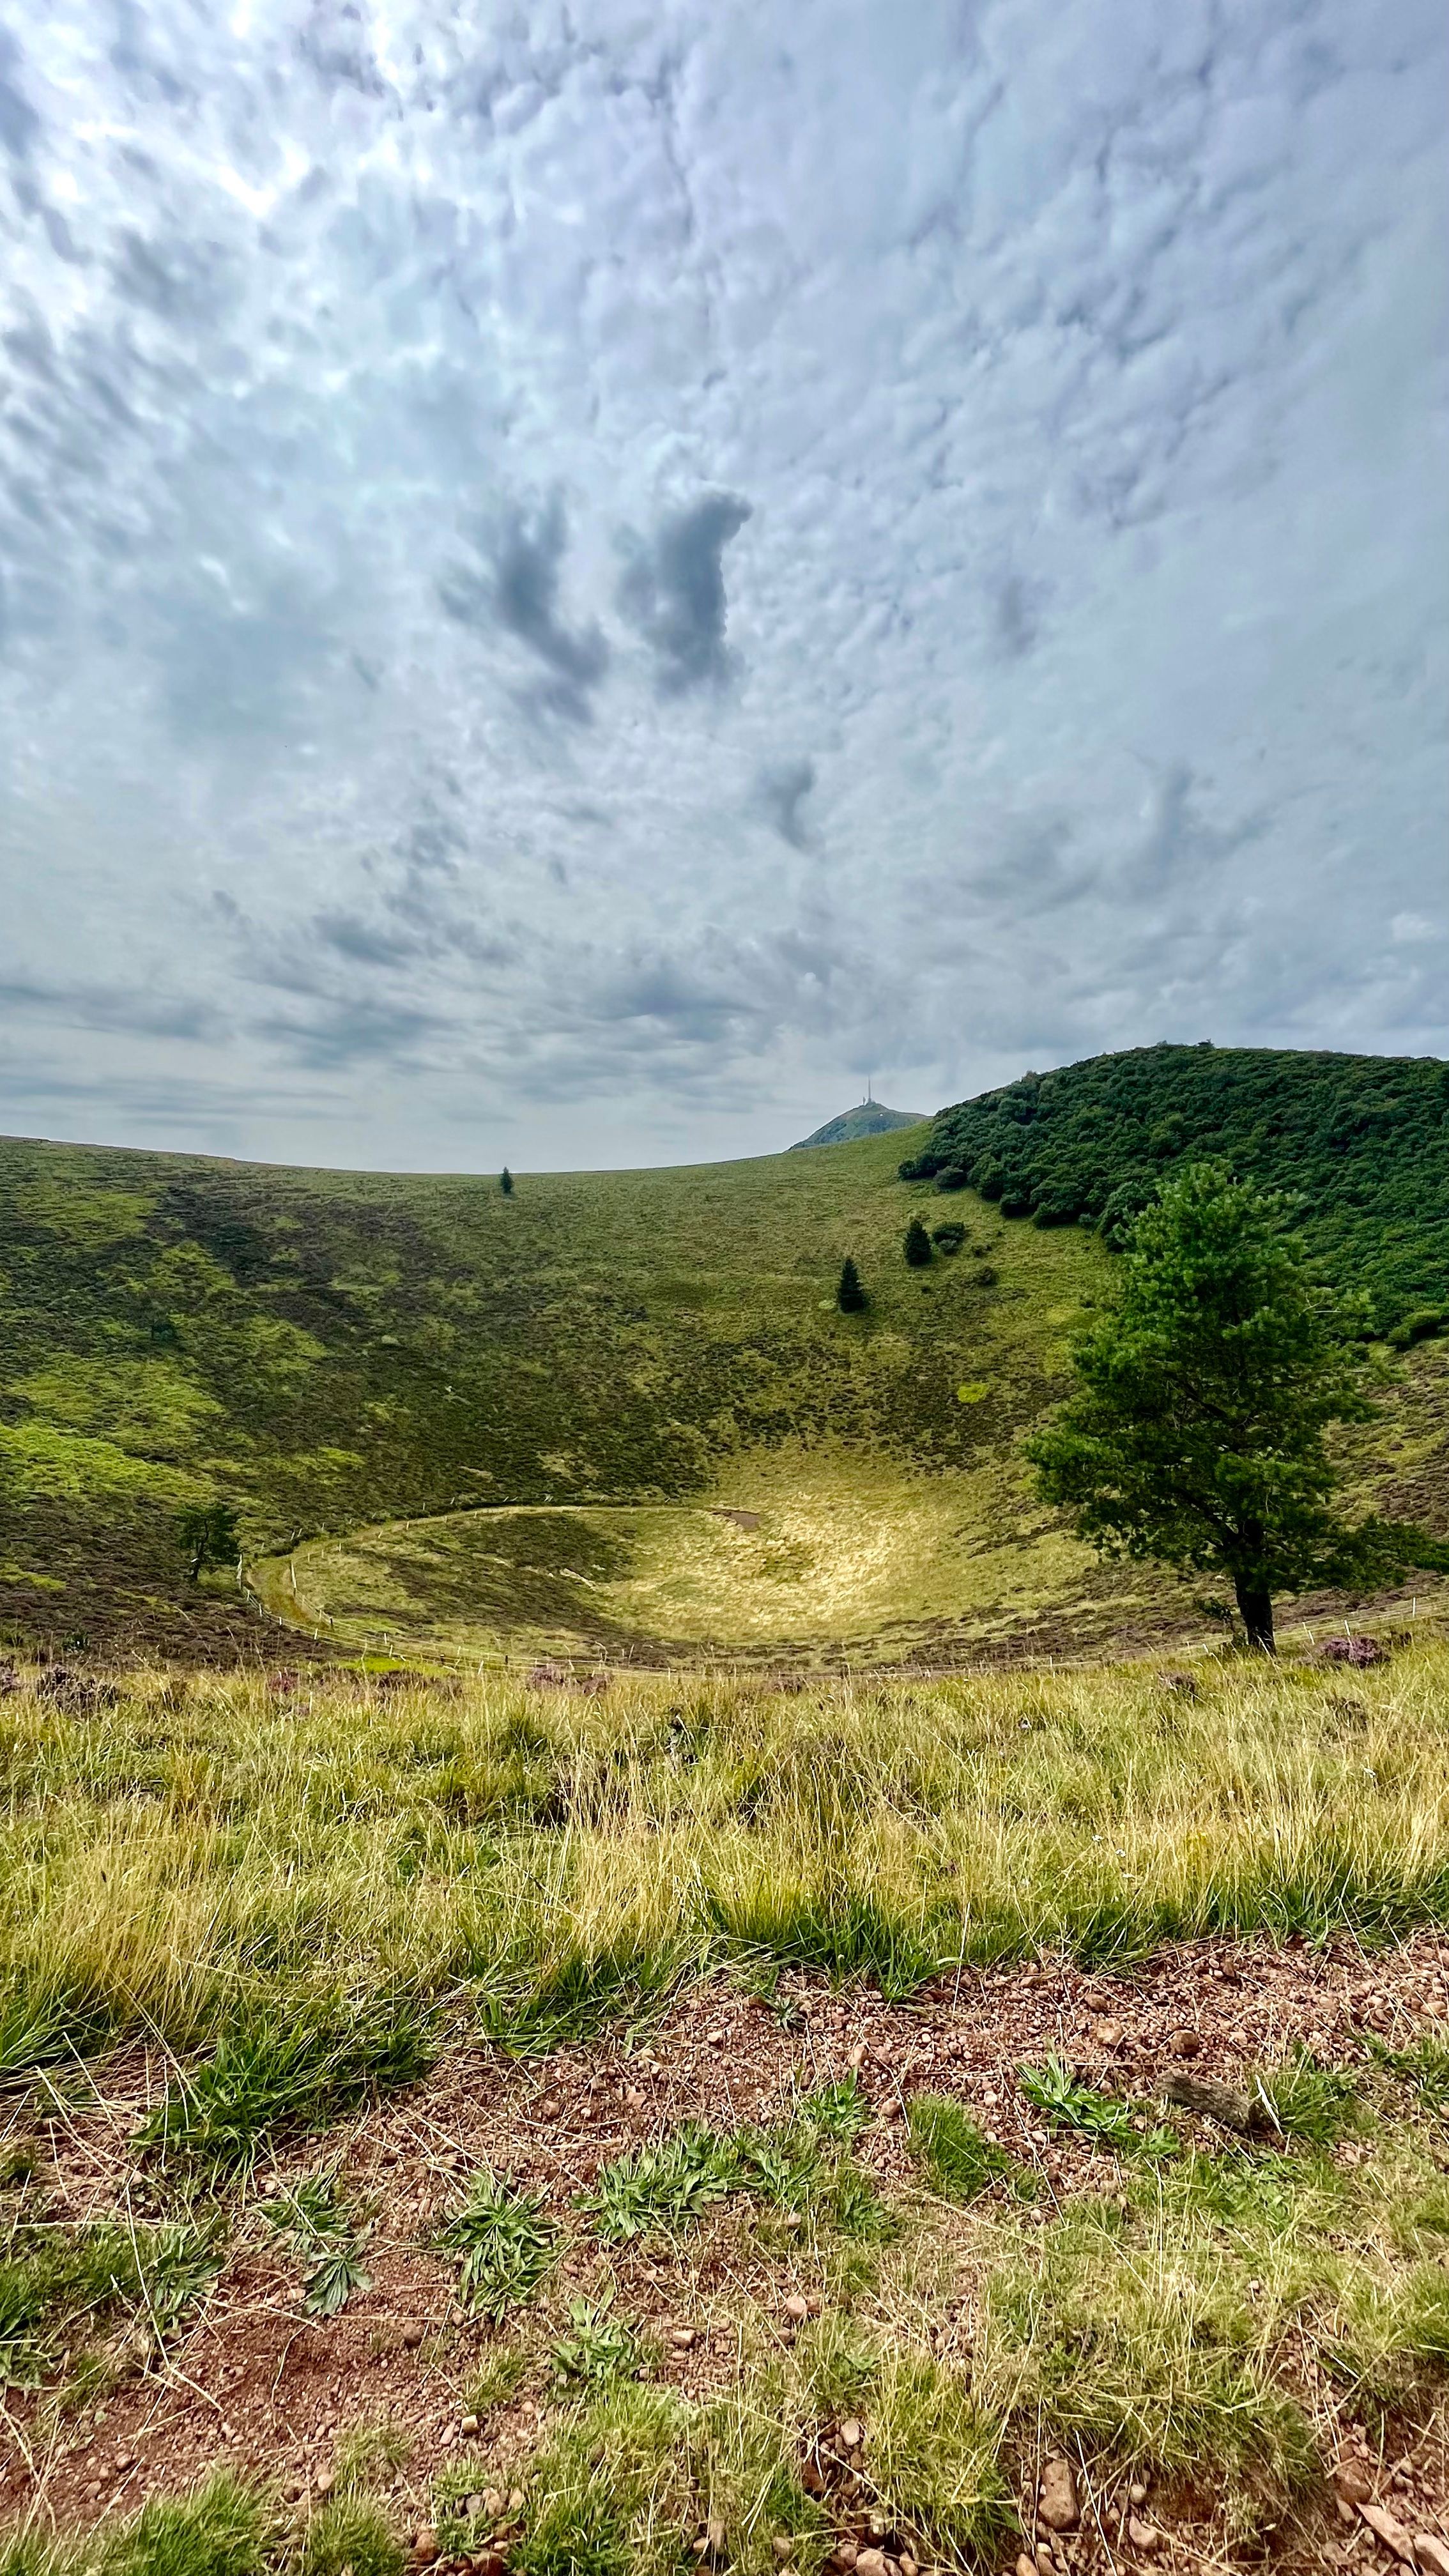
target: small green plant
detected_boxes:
[836,1255,868,1314]
[907,2094,1030,2202]
[930,1221,967,1253]
[549,2288,645,2390]
[583,2123,737,2242]
[463,2345,528,2416]
[1020,2057,1179,2159]
[98,2472,270,2576]
[1369,2028,1449,2117]
[262,2174,372,2318]
[296,2496,404,2576]
[1252,2048,1360,2144]
[438,2172,556,2317]
[138,1987,434,2178]
[500,1167,514,1197]
[332,2420,412,2496]
[794,2073,870,2144]
[903,1216,933,1268]
[0,2216,218,2390]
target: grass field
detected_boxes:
[7,1643,1449,2571]
[6,1122,1445,1667]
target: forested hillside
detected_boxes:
[904,1045,1449,1332]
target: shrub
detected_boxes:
[903,1217,933,1268]
[930,1222,966,1254]
[933,1165,967,1192]
[1388,1305,1446,1349]
[972,1264,998,1287]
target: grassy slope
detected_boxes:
[8,1650,1449,2570]
[3,1117,1448,1664]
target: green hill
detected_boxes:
[903,1043,1449,1333]
[3,1045,1447,1666]
[791,1100,928,1147]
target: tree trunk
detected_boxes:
[1233,1577,1275,1653]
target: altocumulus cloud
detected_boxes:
[0,0,1444,1172]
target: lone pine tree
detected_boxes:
[1026,1161,1398,1652]
[837,1255,868,1313]
[903,1215,933,1267]
[500,1167,513,1195]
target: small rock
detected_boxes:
[459,2413,479,2435]
[540,2096,562,2119]
[1358,2501,1416,2564]
[1128,2481,1148,2506]
[624,2087,645,2109]
[772,2543,794,2566]
[670,2327,697,2349]
[1414,2538,1449,2576]
[412,2532,440,2566]
[707,2028,725,2047]
[482,2489,503,2517]
[855,2554,889,2576]
[507,2490,524,2513]
[829,2544,858,2571]
[848,2041,868,2069]
[1170,2029,1203,2059]
[402,2323,425,2348]
[1092,2019,1124,2050]
[314,2472,335,2496]
[1334,2462,1372,2506]
[839,2418,865,2451]
[1016,2557,1038,2576]
[783,2295,809,2323]
[898,2556,918,2576]
[1127,2517,1160,2552]
[1038,2457,1078,2533]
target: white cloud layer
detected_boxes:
[0,0,1445,1168]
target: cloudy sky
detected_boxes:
[0,0,1445,1172]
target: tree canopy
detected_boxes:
[1025,1162,1401,1651]
[901,1043,1449,1333]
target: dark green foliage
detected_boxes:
[261,2174,371,2317]
[836,1255,868,1312]
[1020,2056,1179,2159]
[930,1222,966,1254]
[500,1168,513,1196]
[901,1043,1449,1330]
[1388,1305,1447,1351]
[137,1986,435,2176]
[1027,1163,1402,1652]
[437,2171,556,2317]
[903,1216,933,1268]
[933,1165,967,1192]
[549,2290,645,2389]
[907,2094,1030,2202]
[176,1501,240,1581]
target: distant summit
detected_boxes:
[790,1099,928,1149]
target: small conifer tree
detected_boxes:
[903,1215,933,1267]
[837,1256,868,1313]
[500,1167,513,1195]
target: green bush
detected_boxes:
[903,1216,933,1268]
[930,1222,966,1254]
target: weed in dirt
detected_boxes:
[1252,2047,1360,2143]
[549,2287,648,2391]
[331,2421,412,2496]
[1020,2055,1180,2159]
[793,2072,871,2145]
[907,2093,1033,2203]
[438,2171,556,2318]
[138,1989,434,2179]
[295,2497,403,2576]
[463,2343,529,2416]
[583,2123,739,2242]
[261,2172,372,2318]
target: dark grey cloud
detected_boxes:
[440,496,608,723]
[617,493,752,695]
[758,758,817,848]
[0,977,224,1041]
